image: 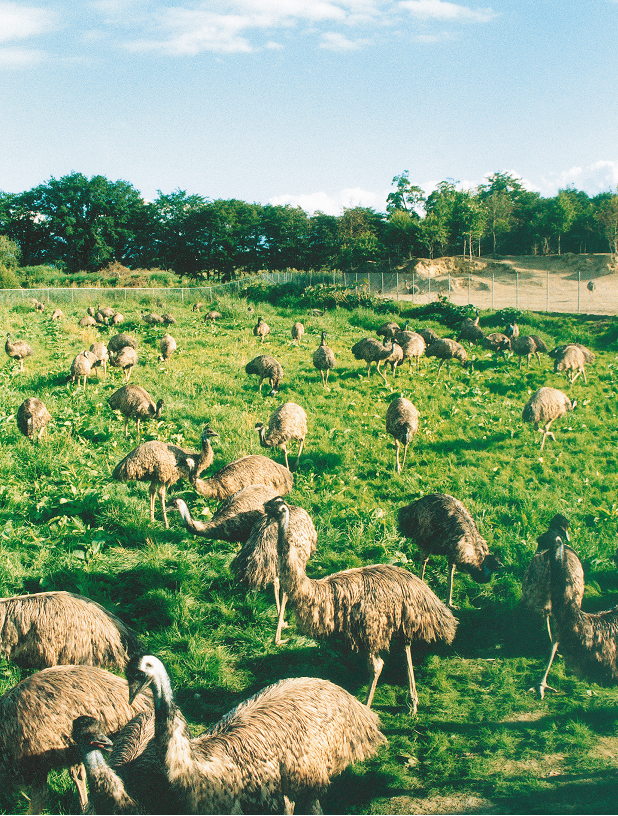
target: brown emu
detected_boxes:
[312,330,336,386]
[351,337,394,385]
[253,316,270,343]
[110,346,138,382]
[394,327,426,372]
[0,665,152,814]
[192,455,293,502]
[385,397,419,473]
[291,321,304,344]
[425,338,468,381]
[397,493,503,607]
[522,387,576,451]
[265,496,457,712]
[5,333,33,372]
[521,515,583,698]
[245,354,283,395]
[231,501,317,644]
[158,333,177,362]
[113,427,218,527]
[0,590,142,672]
[255,402,307,470]
[108,384,164,439]
[16,397,51,442]
[125,654,385,814]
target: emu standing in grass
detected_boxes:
[245,354,283,395]
[395,327,426,372]
[158,333,177,362]
[69,350,98,390]
[5,333,33,372]
[482,332,511,359]
[253,316,270,343]
[313,330,336,386]
[511,335,546,367]
[231,501,316,644]
[0,665,152,814]
[113,427,218,527]
[192,455,293,502]
[351,337,394,385]
[547,532,618,687]
[521,515,583,698]
[416,327,440,346]
[265,496,457,712]
[386,397,419,473]
[425,338,468,381]
[108,384,164,439]
[89,342,109,377]
[16,397,51,442]
[110,346,138,382]
[377,321,400,339]
[125,653,385,815]
[522,387,576,451]
[457,315,484,345]
[0,591,143,672]
[173,485,279,543]
[255,402,307,470]
[291,321,304,344]
[397,493,503,608]
[552,344,589,384]
[108,334,138,354]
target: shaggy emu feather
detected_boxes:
[265,496,457,712]
[230,502,317,644]
[192,454,293,502]
[0,590,142,672]
[125,654,385,815]
[0,665,152,814]
[394,327,426,372]
[312,330,336,386]
[552,344,590,385]
[255,402,308,471]
[173,484,279,543]
[108,384,164,439]
[245,354,283,395]
[5,333,33,372]
[397,493,503,608]
[253,316,270,343]
[351,337,394,385]
[16,397,51,442]
[113,427,218,527]
[425,338,468,381]
[385,397,419,474]
[522,387,576,451]
[521,515,583,698]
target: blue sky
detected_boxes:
[1,0,617,214]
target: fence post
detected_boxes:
[209,287,213,302]
[381,270,384,295]
[428,275,431,300]
[412,271,415,304]
[578,270,581,313]
[396,271,399,301]
[467,272,470,305]
[516,272,519,309]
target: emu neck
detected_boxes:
[275,510,311,602]
[257,426,273,449]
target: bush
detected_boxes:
[0,265,20,288]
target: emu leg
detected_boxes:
[376,361,388,386]
[295,437,305,469]
[149,482,157,522]
[136,417,141,439]
[434,360,445,383]
[447,562,457,608]
[159,484,169,528]
[69,763,88,812]
[395,440,401,474]
[533,640,559,699]
[401,441,410,472]
[282,445,290,470]
[404,644,419,715]
[420,556,430,581]
[25,775,49,815]
[274,589,289,646]
[365,653,384,708]
[124,416,129,437]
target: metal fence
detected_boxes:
[0,266,615,315]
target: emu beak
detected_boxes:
[92,735,114,752]
[128,674,151,705]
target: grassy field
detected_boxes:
[1,288,618,814]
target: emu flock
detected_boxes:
[2,299,611,815]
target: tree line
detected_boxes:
[0,171,617,281]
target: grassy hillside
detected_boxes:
[1,290,618,814]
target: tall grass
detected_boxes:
[1,291,618,813]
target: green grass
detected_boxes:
[1,292,618,814]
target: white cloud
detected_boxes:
[0,45,46,67]
[538,161,618,198]
[398,0,496,23]
[270,187,389,215]
[319,30,369,49]
[0,2,56,42]
[414,30,456,41]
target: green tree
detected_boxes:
[477,172,526,255]
[421,180,459,257]
[307,212,339,270]
[451,190,486,259]
[594,190,618,257]
[386,172,425,216]
[337,207,385,273]
[259,205,309,271]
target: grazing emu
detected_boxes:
[231,501,317,644]
[255,402,307,471]
[204,310,222,322]
[416,327,440,346]
[398,493,503,607]
[386,339,404,374]
[113,427,218,527]
[547,533,618,687]
[5,333,33,372]
[173,485,279,543]
[549,343,595,364]
[482,332,511,358]
[193,455,293,502]
[16,397,51,442]
[142,312,164,325]
[158,333,177,362]
[0,665,152,814]
[125,654,385,815]
[376,321,400,339]
[253,316,270,343]
[68,350,98,390]
[313,330,336,386]
[458,315,484,345]
[351,337,394,385]
[291,321,304,344]
[245,354,283,395]
[385,397,419,473]
[108,334,138,354]
[521,515,583,698]
[89,342,110,377]
[510,335,546,367]
[108,384,164,439]
[264,496,457,712]
[0,590,142,672]
[50,308,64,321]
[425,338,468,381]
[192,302,202,312]
[110,346,138,382]
[552,344,589,385]
[522,387,576,451]
[394,327,426,372]
[79,314,97,328]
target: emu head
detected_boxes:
[201,426,219,445]
[72,716,113,753]
[480,553,504,582]
[126,653,166,704]
[264,496,288,522]
[548,513,570,542]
